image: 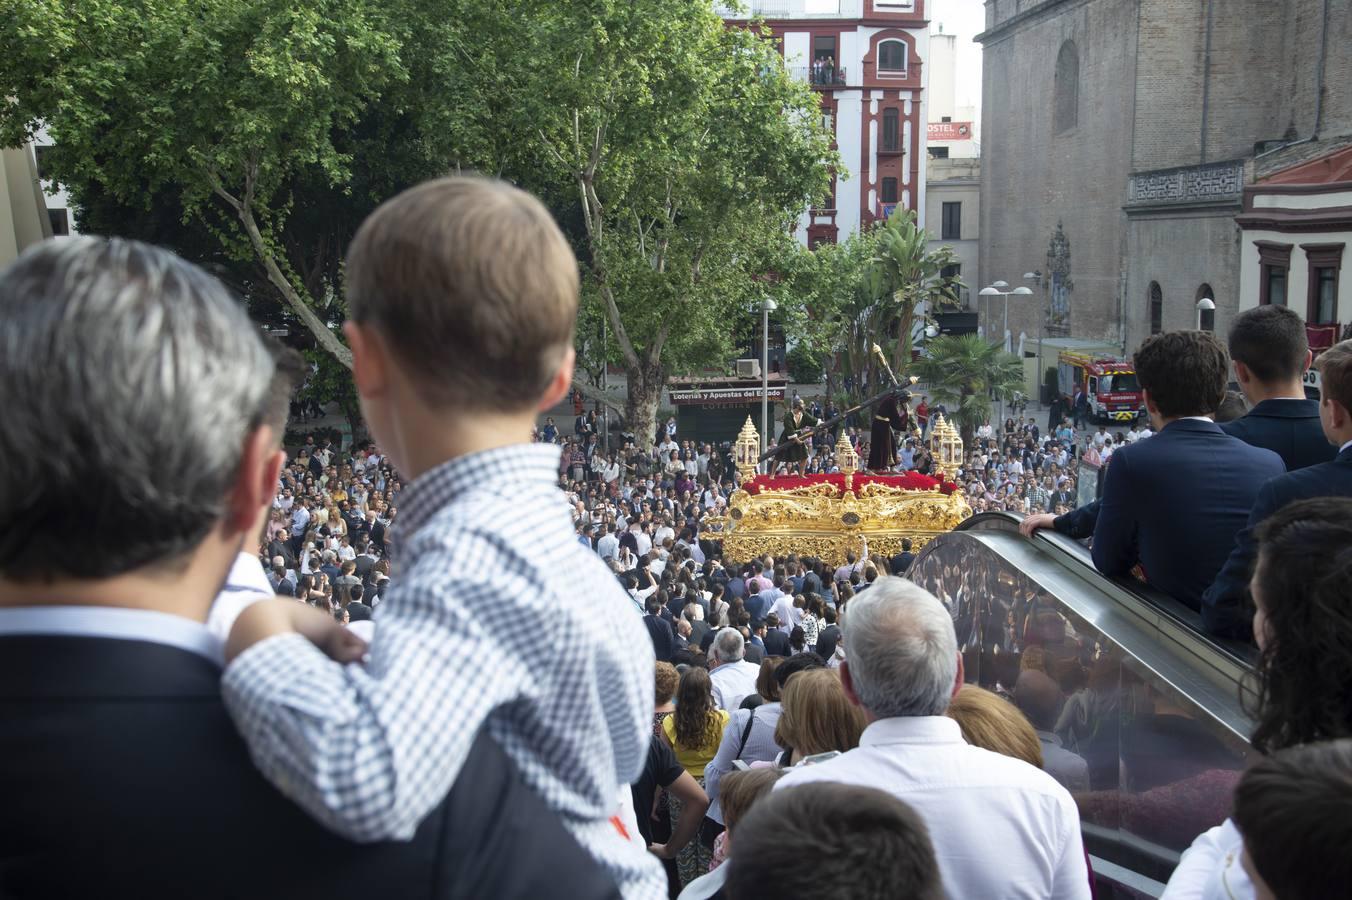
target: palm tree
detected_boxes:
[872,209,963,373]
[913,334,1024,446]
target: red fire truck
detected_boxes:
[1057,350,1146,424]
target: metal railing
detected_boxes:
[791,65,847,86]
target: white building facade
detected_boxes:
[719,0,931,246]
[1,142,53,267]
[1237,143,1352,394]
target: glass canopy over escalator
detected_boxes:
[911,513,1256,897]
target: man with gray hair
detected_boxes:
[707,627,760,711]
[0,237,619,898]
[777,577,1089,899]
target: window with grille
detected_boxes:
[881,177,898,204]
[878,41,906,74]
[882,108,900,152]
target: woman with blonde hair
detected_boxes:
[946,684,1044,769]
[773,668,867,766]
[662,667,729,886]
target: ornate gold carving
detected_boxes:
[834,431,858,475]
[705,478,972,568]
[734,416,761,482]
[929,413,964,473]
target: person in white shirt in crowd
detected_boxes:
[596,522,620,562]
[1092,426,1109,449]
[707,628,761,712]
[631,522,653,557]
[769,585,801,636]
[776,577,1090,900]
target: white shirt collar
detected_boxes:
[858,715,965,747]
[0,605,223,666]
[1341,439,1352,453]
[1178,416,1215,423]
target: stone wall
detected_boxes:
[979,0,1138,347]
[978,0,1349,353]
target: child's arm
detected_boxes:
[220,574,529,843]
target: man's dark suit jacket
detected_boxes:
[0,635,620,900]
[353,552,377,583]
[1092,418,1284,613]
[644,613,675,662]
[890,551,915,576]
[1219,398,1336,471]
[688,619,711,649]
[1203,443,1352,637]
[1053,499,1100,540]
[762,629,791,657]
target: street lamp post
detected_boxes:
[979,282,1035,426]
[761,297,778,468]
[1195,295,1216,331]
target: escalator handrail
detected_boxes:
[933,511,1253,745]
[956,511,1258,669]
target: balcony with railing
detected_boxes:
[790,65,848,87]
[715,0,864,19]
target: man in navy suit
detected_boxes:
[1221,305,1336,471]
[1091,332,1284,613]
[1022,308,1333,546]
[1204,341,1352,637]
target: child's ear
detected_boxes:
[539,346,576,411]
[344,322,389,399]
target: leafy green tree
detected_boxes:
[0,0,431,364]
[2,0,829,441]
[517,0,833,446]
[913,334,1024,445]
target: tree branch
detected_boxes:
[235,200,353,368]
[600,283,640,371]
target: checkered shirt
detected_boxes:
[223,444,664,898]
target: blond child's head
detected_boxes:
[343,176,578,472]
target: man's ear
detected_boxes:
[343,321,388,400]
[539,346,577,412]
[839,659,863,708]
[226,428,285,538]
[952,652,965,699]
[1233,360,1253,386]
[1142,387,1159,416]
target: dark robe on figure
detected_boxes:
[868,394,908,471]
[777,410,819,465]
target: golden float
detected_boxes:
[705,415,972,567]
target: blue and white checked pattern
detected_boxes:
[222,444,664,898]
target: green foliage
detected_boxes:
[787,342,824,385]
[913,334,1024,443]
[509,0,834,443]
[1,0,832,444]
[783,209,961,406]
[297,350,364,438]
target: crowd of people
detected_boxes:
[3,174,1351,900]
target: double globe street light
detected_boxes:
[979,281,1034,426]
[978,281,1035,354]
